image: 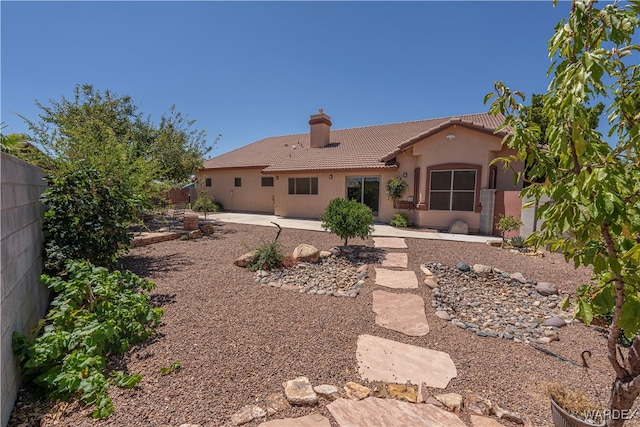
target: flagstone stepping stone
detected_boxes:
[381,252,408,268]
[326,397,466,427]
[356,334,456,389]
[258,413,331,427]
[375,268,418,289]
[373,237,408,249]
[470,415,505,427]
[372,290,429,336]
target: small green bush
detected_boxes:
[510,235,526,248]
[192,192,220,219]
[41,167,138,274]
[390,212,409,228]
[248,241,284,271]
[320,198,374,246]
[12,261,163,419]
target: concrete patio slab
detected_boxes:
[380,252,408,268]
[372,290,429,336]
[373,237,408,248]
[356,334,457,389]
[258,413,331,427]
[326,398,466,427]
[375,268,418,289]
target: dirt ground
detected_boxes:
[9,221,640,427]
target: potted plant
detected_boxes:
[544,383,604,427]
[386,177,409,209]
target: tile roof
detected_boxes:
[202,112,507,173]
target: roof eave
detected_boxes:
[380,120,510,162]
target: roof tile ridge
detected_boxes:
[333,111,495,132]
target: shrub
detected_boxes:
[320,198,374,246]
[12,261,163,419]
[386,177,409,207]
[41,167,138,274]
[248,241,284,271]
[510,235,526,248]
[496,214,522,247]
[192,191,220,219]
[390,212,409,228]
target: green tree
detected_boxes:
[485,1,640,424]
[41,168,138,274]
[20,84,212,201]
[192,191,219,219]
[320,198,374,246]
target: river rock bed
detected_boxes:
[425,262,574,344]
[254,246,384,297]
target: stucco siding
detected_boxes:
[197,169,275,213]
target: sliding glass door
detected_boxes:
[346,176,380,215]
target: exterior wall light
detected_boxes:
[329,174,333,179]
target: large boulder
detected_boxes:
[293,244,320,262]
[234,250,258,268]
[449,220,469,234]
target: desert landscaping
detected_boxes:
[9,219,639,427]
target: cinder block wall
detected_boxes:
[1,153,49,427]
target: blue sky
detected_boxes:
[2,1,574,157]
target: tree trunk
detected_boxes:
[607,377,640,427]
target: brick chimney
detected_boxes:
[309,109,332,148]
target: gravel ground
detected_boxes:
[9,221,640,427]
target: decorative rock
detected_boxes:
[456,262,471,272]
[329,246,341,256]
[231,405,266,425]
[426,396,444,407]
[424,278,439,289]
[258,414,331,427]
[387,384,418,403]
[434,393,463,412]
[420,264,434,276]
[234,250,258,267]
[542,317,567,328]
[344,381,371,400]
[313,384,339,401]
[327,397,467,427]
[492,404,524,424]
[535,282,558,296]
[473,264,492,278]
[199,224,215,235]
[470,415,504,427]
[282,377,318,405]
[510,272,527,284]
[486,240,502,247]
[449,220,469,234]
[183,214,199,230]
[264,393,290,415]
[357,264,369,273]
[543,330,559,341]
[465,394,493,416]
[319,250,332,259]
[435,310,453,320]
[189,229,203,239]
[293,244,320,263]
[417,382,429,403]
